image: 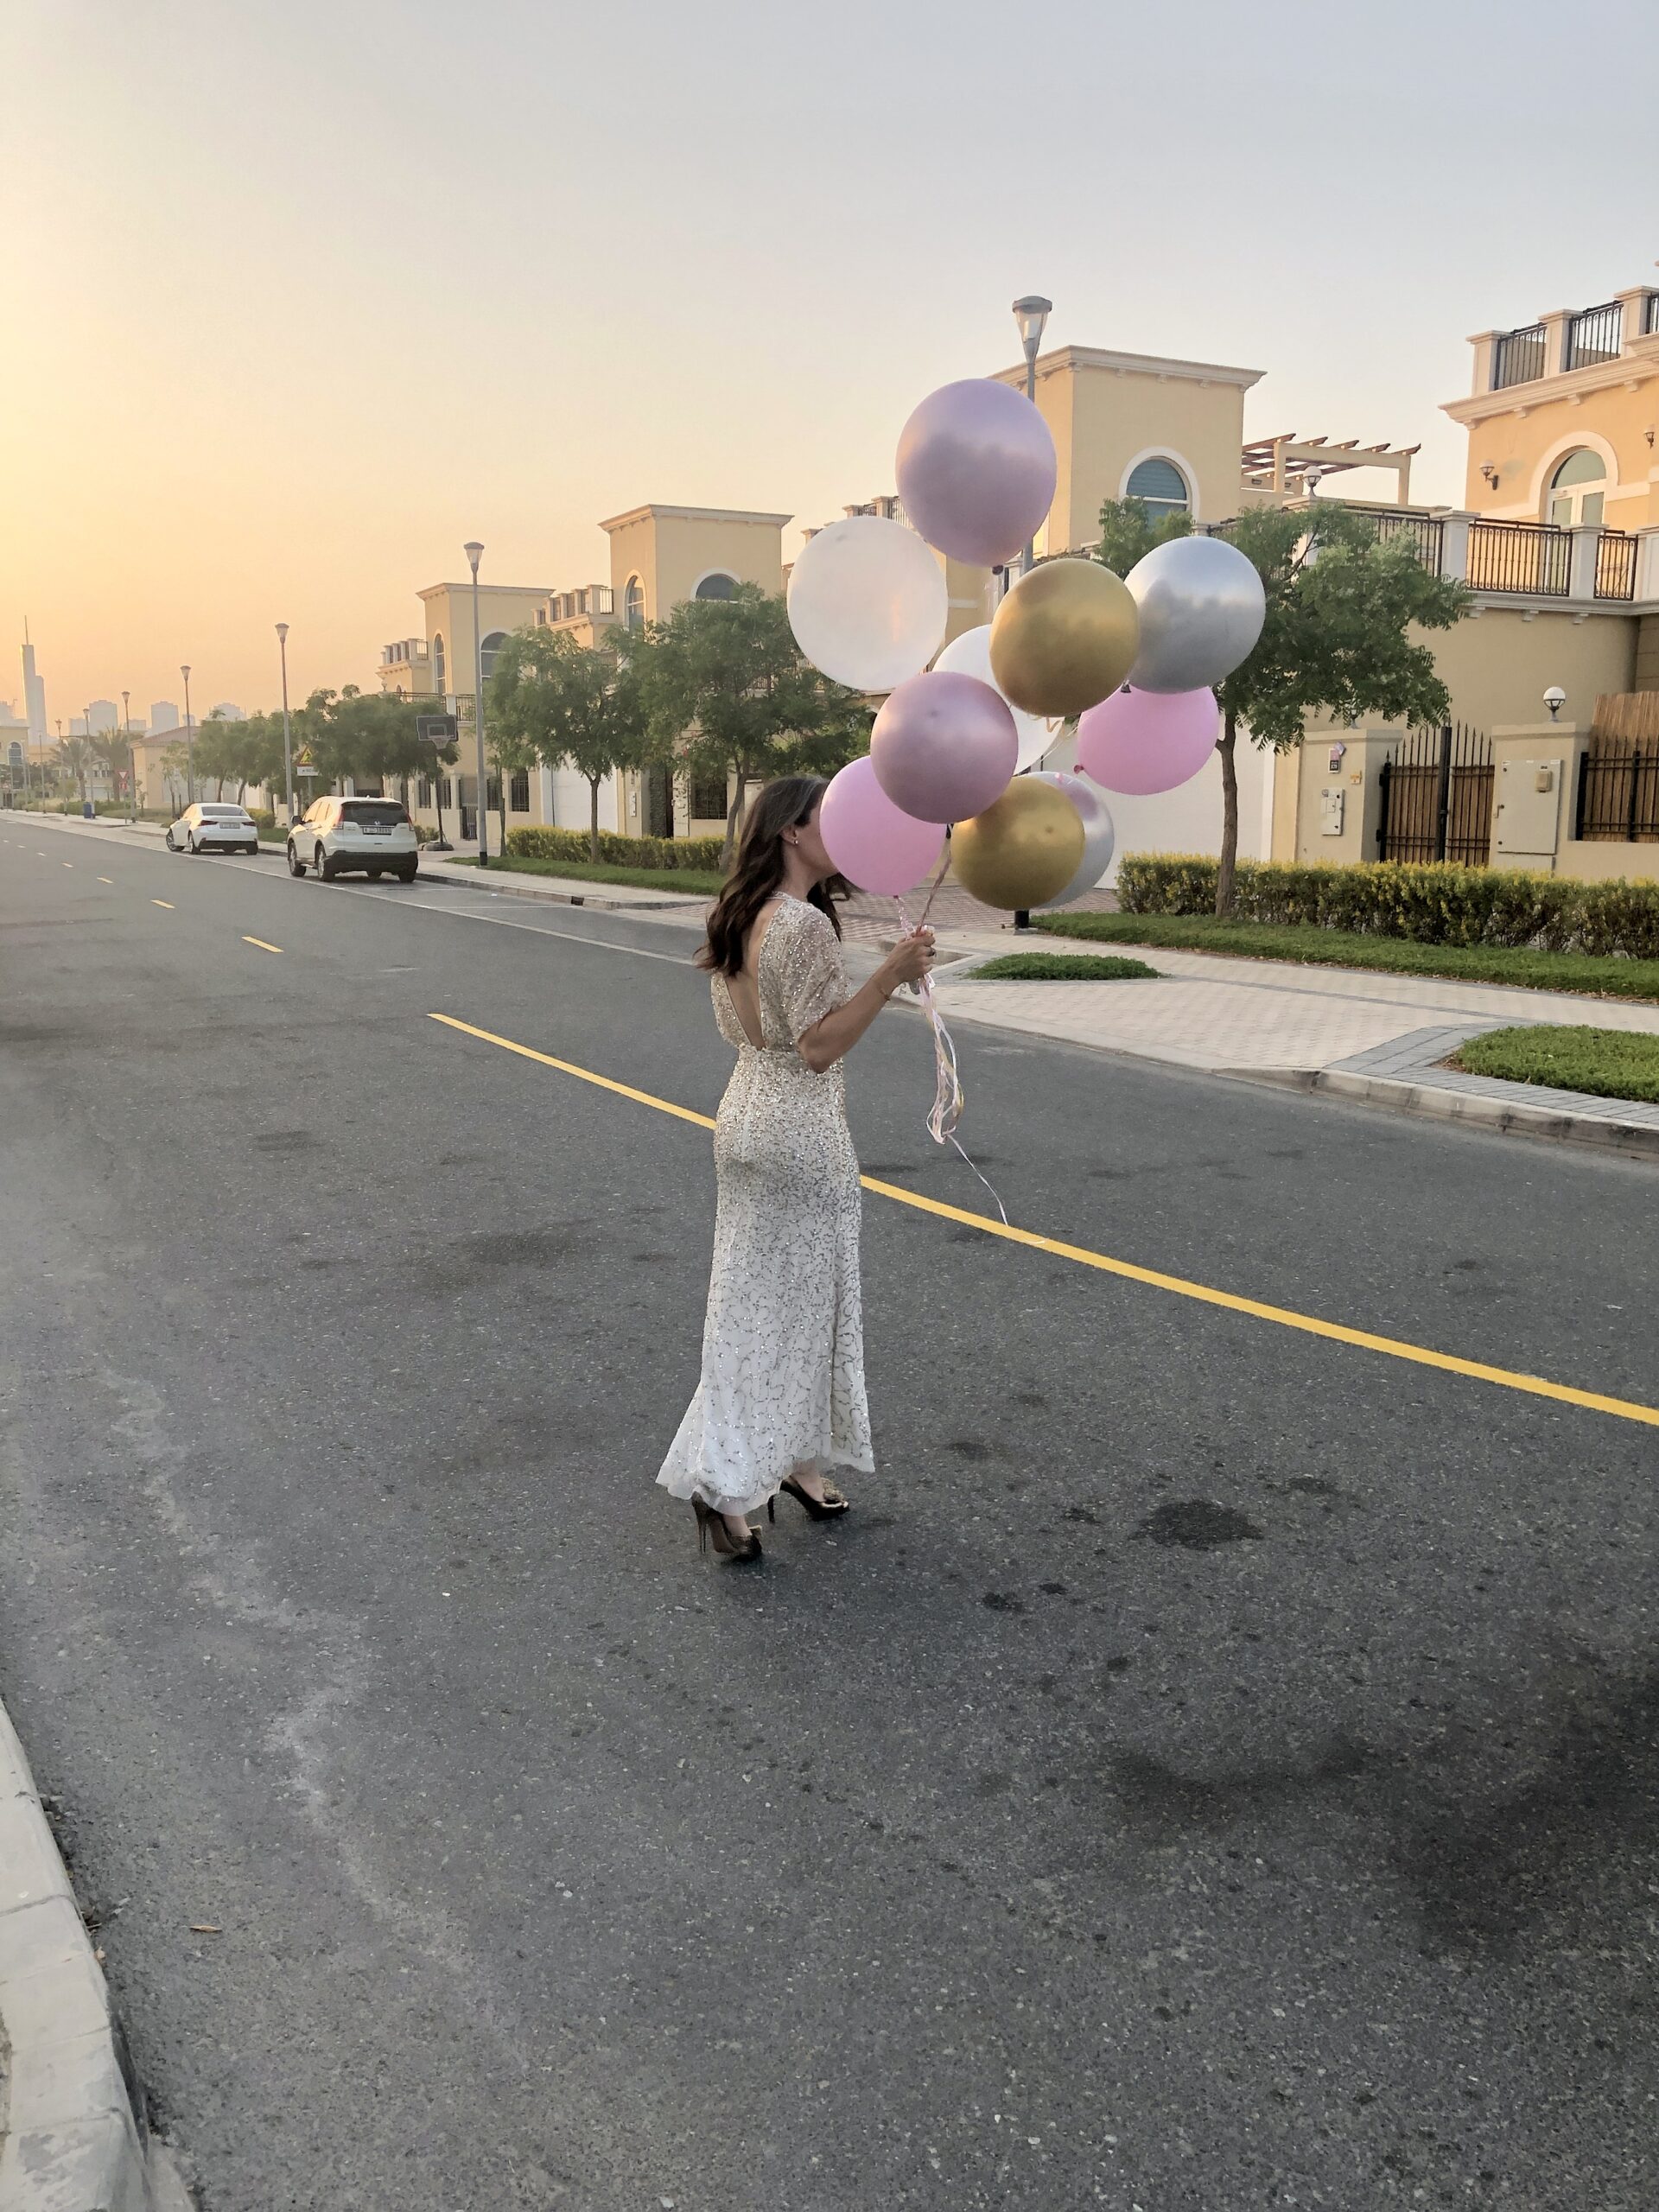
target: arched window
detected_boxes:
[1124,455,1191,522]
[480,631,509,683]
[694,572,738,601]
[432,632,446,694]
[1548,448,1605,528]
[624,576,645,630]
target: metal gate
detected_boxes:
[1376,722,1493,866]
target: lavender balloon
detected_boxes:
[1076,686,1219,797]
[819,755,944,897]
[896,379,1057,568]
[871,671,1017,825]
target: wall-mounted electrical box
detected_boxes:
[1319,787,1344,836]
[1493,757,1562,864]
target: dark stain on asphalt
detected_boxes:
[1135,1500,1264,1549]
[426,1224,596,1291]
[1110,1734,1371,1836]
[948,1439,995,1462]
[1396,1654,1659,1955]
[253,1130,318,1154]
[982,1592,1026,1614]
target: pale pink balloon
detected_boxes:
[1076,685,1219,797]
[818,754,945,897]
[871,671,1017,825]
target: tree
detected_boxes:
[622,586,867,860]
[1096,499,1468,916]
[57,735,95,806]
[90,729,133,807]
[488,627,650,860]
[160,741,190,813]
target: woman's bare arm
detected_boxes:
[797,929,934,1073]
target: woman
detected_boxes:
[657,774,935,1562]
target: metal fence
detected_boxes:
[1576,743,1659,842]
[1493,324,1547,388]
[1367,511,1445,569]
[1567,300,1623,369]
[1377,723,1495,866]
[1466,519,1571,596]
[1594,531,1637,601]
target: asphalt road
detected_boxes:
[3,814,1657,2212]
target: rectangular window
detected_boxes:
[416,775,433,807]
[690,772,728,821]
[486,775,502,811]
[439,778,454,810]
[509,768,531,813]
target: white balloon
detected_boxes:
[1028,770,1116,906]
[934,623,1054,771]
[787,515,948,693]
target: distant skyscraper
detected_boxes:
[149,700,180,733]
[87,700,119,734]
[209,702,246,721]
[21,626,47,740]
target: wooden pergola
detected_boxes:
[1241,434,1419,505]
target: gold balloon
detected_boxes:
[988,557,1140,719]
[953,779,1085,912]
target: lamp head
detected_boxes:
[463,541,484,576]
[276,621,289,643]
[1543,685,1566,720]
[1012,295,1052,360]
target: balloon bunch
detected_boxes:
[785,372,1267,1181]
[789,377,1267,913]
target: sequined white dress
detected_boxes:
[657,896,874,1518]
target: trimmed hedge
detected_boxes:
[1117,854,1659,961]
[506,825,727,874]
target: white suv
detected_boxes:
[166,802,260,855]
[288,797,420,883]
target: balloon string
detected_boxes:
[893,893,1009,1228]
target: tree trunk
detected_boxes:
[1215,709,1240,919]
[588,775,601,862]
[722,770,745,868]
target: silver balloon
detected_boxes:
[1029,770,1116,907]
[1124,534,1265,694]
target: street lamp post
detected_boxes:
[276,623,295,829]
[464,541,488,865]
[1011,295,1052,932]
[1012,295,1052,578]
[181,664,195,804]
[122,690,136,821]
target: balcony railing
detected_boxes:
[1369,511,1445,569]
[1467,519,1571,596]
[546,584,615,623]
[1567,300,1624,369]
[1492,322,1548,388]
[1595,531,1637,601]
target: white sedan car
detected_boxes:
[287,796,420,882]
[166,803,260,855]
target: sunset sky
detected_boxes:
[4,0,1654,726]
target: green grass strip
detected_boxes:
[1033,912,1659,1002]
[447,854,722,896]
[968,951,1159,982]
[1452,1024,1659,1105]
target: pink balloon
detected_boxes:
[870,671,1017,825]
[896,380,1058,567]
[1076,686,1220,797]
[818,755,945,897]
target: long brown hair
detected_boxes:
[697,774,848,976]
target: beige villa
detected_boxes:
[368,277,1659,881]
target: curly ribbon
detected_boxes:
[895,859,1009,1227]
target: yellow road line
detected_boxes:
[98,876,113,884]
[242,936,283,955]
[151,899,174,910]
[62,861,73,868]
[427,1011,1659,1432]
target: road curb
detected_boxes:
[0,1695,152,2212]
[1240,1064,1659,1160]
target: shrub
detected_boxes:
[1115,853,1659,960]
[506,825,727,874]
[248,810,276,839]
